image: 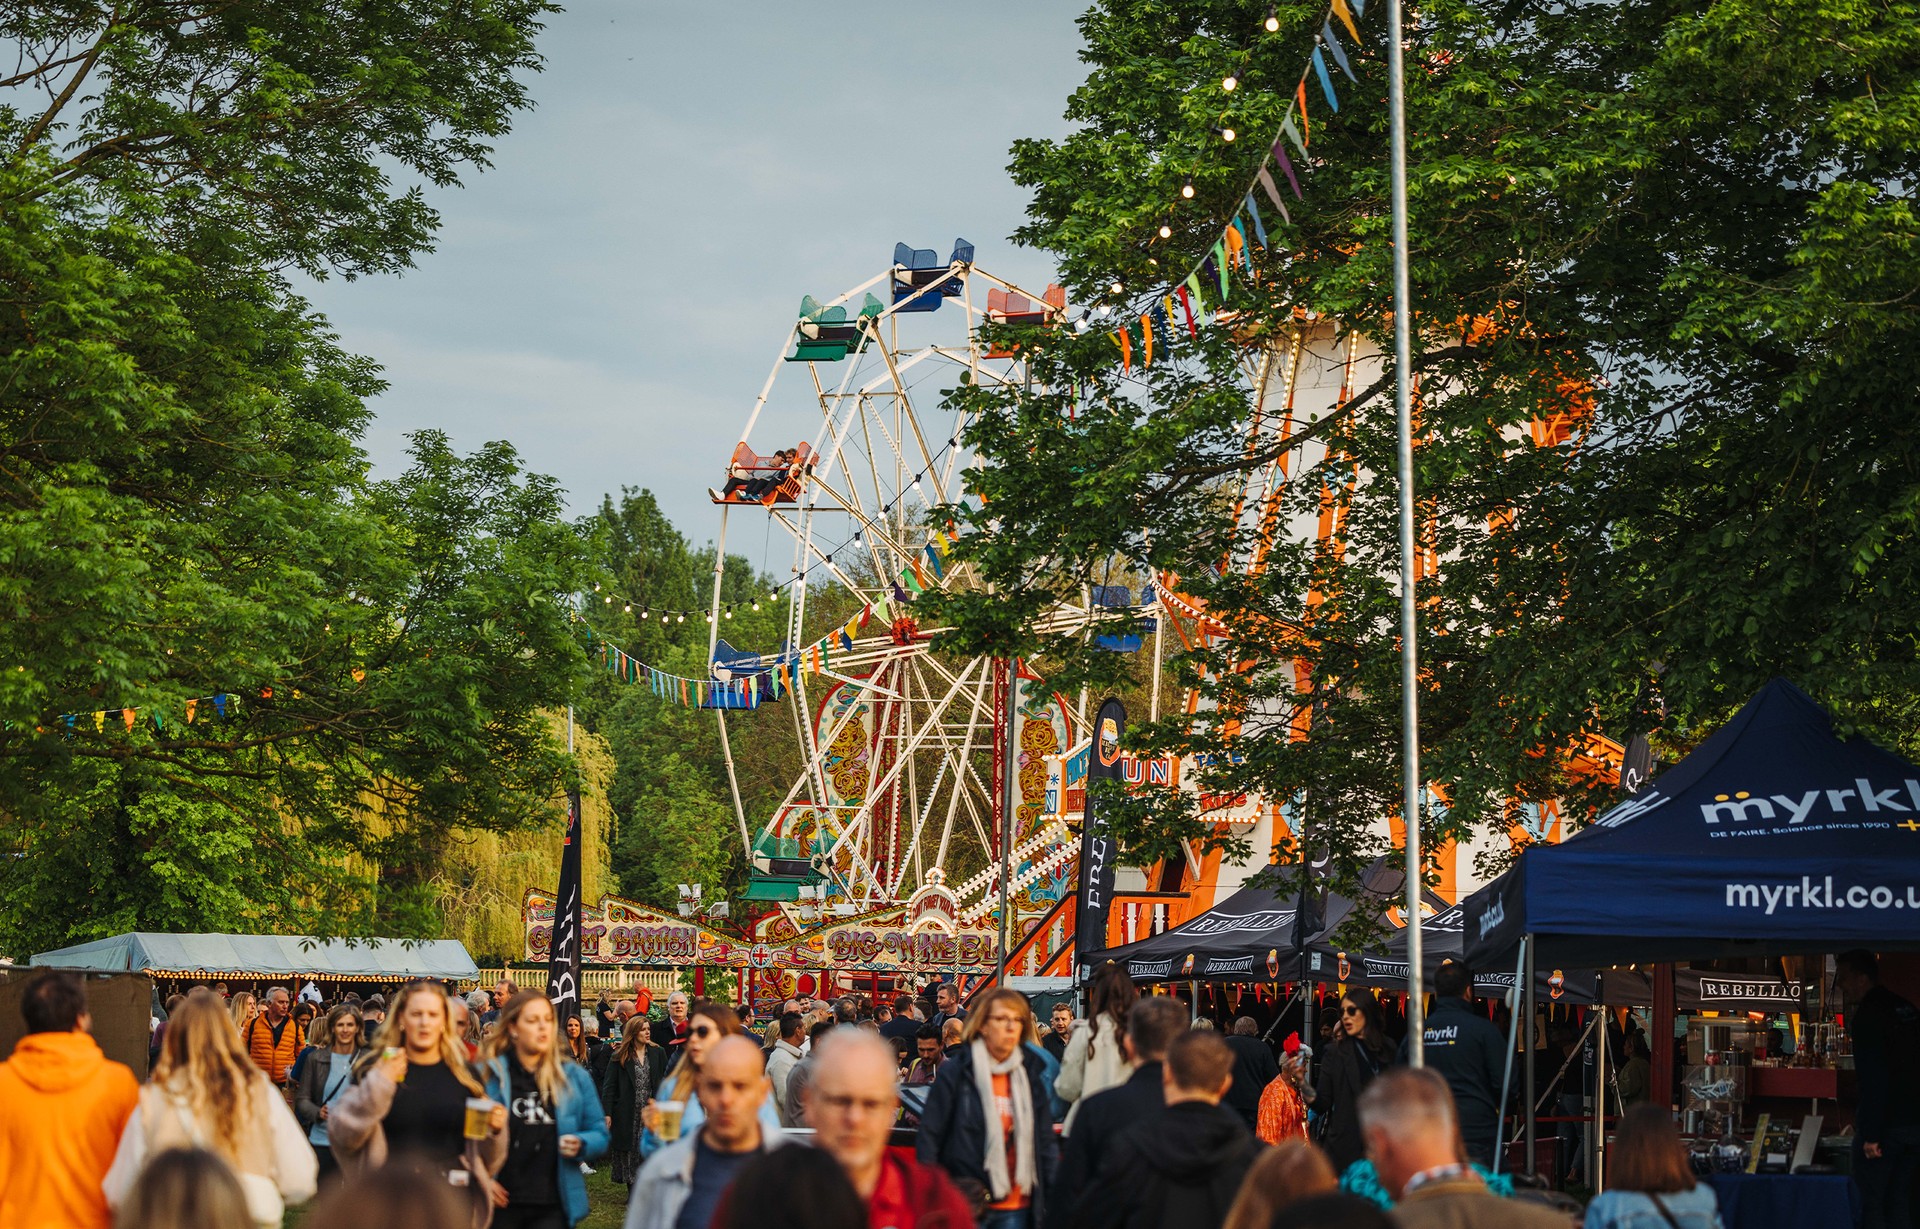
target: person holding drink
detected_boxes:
[482,991,610,1229]
[639,1004,781,1159]
[329,981,508,1215]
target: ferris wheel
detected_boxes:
[703,240,1094,926]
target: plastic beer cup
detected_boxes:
[464,1097,494,1141]
[655,1100,685,1143]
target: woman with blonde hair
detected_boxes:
[480,991,608,1228]
[639,1002,780,1157]
[111,1147,254,1229]
[600,1014,666,1189]
[917,987,1058,1227]
[328,981,507,1211]
[1221,1140,1339,1229]
[227,991,258,1035]
[103,990,318,1227]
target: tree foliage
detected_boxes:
[936,0,1920,905]
[0,2,579,954]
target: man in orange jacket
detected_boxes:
[0,971,140,1229]
[246,984,301,1085]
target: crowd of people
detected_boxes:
[27,953,1897,1227]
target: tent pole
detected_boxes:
[1524,934,1537,1177]
[1594,989,1609,1192]
[1492,936,1527,1174]
[1651,964,1676,1111]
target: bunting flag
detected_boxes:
[1282,114,1309,160]
[1257,166,1292,224]
[1177,285,1197,336]
[1246,194,1269,247]
[1272,138,1304,197]
[1225,221,1247,270]
[1140,312,1154,367]
[1113,328,1132,373]
[1211,243,1229,297]
[1322,21,1357,80]
[1295,82,1310,145]
[1312,47,1340,111]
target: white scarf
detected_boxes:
[969,1039,1035,1202]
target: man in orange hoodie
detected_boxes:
[0,971,141,1229]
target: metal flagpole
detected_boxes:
[1386,0,1426,1066]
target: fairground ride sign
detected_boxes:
[523,888,1000,974]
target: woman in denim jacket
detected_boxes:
[1585,1106,1724,1229]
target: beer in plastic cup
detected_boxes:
[655,1100,685,1143]
[464,1097,494,1141]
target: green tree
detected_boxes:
[0,2,579,953]
[935,0,1920,911]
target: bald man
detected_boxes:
[808,1031,975,1229]
[626,1036,786,1229]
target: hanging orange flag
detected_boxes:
[1297,81,1310,144]
[1333,0,1361,40]
[122,708,136,731]
[186,698,198,724]
[1140,313,1154,367]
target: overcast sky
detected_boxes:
[302,2,1087,542]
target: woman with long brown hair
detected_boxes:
[1055,962,1137,1133]
[295,1005,368,1180]
[1221,1140,1339,1229]
[917,987,1058,1227]
[1584,1104,1724,1229]
[600,1014,666,1189]
[638,1002,780,1158]
[103,990,318,1227]
[480,991,608,1228]
[561,1012,589,1066]
[1306,990,1392,1174]
[328,980,508,1210]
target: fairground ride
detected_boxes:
[701,241,1110,985]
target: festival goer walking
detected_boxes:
[1359,1069,1564,1229]
[0,971,141,1229]
[1055,962,1135,1133]
[714,1144,872,1229]
[626,1036,785,1229]
[104,990,318,1227]
[805,1030,976,1229]
[603,1015,667,1191]
[640,1003,782,1158]
[932,982,964,1030]
[303,1163,468,1229]
[244,986,302,1090]
[1044,1003,1074,1063]
[110,1146,255,1229]
[1048,997,1186,1229]
[228,991,258,1037]
[562,1012,589,1067]
[1220,1140,1338,1229]
[918,987,1058,1229]
[1583,1104,1724,1229]
[296,1006,368,1181]
[766,1012,806,1127]
[1398,962,1506,1168]
[1836,948,1920,1229]
[1222,1017,1281,1132]
[881,994,923,1046]
[1256,1042,1311,1144]
[1308,990,1392,1174]
[652,991,692,1070]
[481,990,610,1229]
[327,982,508,1207]
[906,1022,945,1085]
[1068,1032,1259,1229]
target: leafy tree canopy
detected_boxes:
[935,0,1920,907]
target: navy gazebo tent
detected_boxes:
[1465,677,1920,970]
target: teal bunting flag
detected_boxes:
[1246,194,1269,247]
[1312,48,1340,111]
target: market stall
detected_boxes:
[31,931,481,994]
[1463,678,1920,1222]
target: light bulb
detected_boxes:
[752,600,761,611]
[1222,127,1237,142]
[725,607,733,619]
[1159,225,1172,239]
[1182,181,1195,199]
[676,613,685,623]
[623,603,631,612]
[1265,8,1279,31]
[604,594,612,604]
[641,610,650,619]
[592,582,600,592]
[1109,281,1123,295]
[1223,73,1238,91]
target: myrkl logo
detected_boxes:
[1700,779,1920,827]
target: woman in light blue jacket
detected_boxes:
[638,1003,781,1158]
[482,992,610,1229]
[1585,1105,1725,1229]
